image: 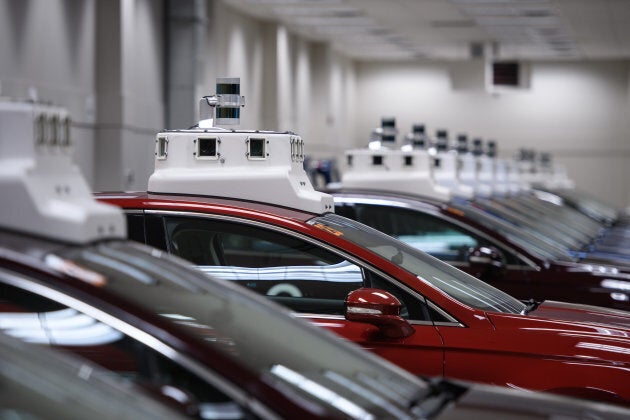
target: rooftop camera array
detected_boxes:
[0,100,125,244]
[148,78,334,214]
[341,117,572,201]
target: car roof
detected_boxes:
[324,186,447,209]
[95,191,317,222]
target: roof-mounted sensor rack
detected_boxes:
[148,78,334,214]
[431,130,475,200]
[0,100,125,244]
[342,122,451,201]
[198,77,246,128]
[401,124,427,152]
[367,117,398,150]
[515,149,573,190]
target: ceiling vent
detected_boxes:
[492,61,519,86]
[486,60,529,92]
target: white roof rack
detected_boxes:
[0,100,126,244]
[147,79,334,214]
[342,123,483,201]
[432,149,475,199]
[342,147,452,201]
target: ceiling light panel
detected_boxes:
[271,6,362,16]
[474,15,560,26]
[450,0,549,4]
[289,16,375,26]
[462,5,557,17]
[245,0,343,4]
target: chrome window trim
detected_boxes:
[0,267,277,419]
[426,301,461,326]
[335,195,541,270]
[295,313,459,327]
[144,209,464,327]
[123,209,144,215]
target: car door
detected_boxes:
[129,211,448,378]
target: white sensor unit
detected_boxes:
[342,148,451,201]
[433,149,475,200]
[149,79,333,214]
[148,129,334,214]
[476,154,495,198]
[0,100,126,244]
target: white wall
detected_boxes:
[0,0,97,183]
[206,1,357,160]
[119,0,164,191]
[0,0,164,191]
[204,2,266,130]
[354,59,630,208]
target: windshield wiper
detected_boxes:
[522,298,541,315]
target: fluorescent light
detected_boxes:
[245,0,343,4]
[474,16,559,26]
[290,16,375,26]
[312,25,381,35]
[271,6,361,16]
[463,6,557,17]
[451,0,549,4]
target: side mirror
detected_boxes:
[345,288,415,339]
[467,245,505,278]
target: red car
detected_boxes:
[97,190,630,405]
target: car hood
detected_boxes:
[445,382,630,419]
[530,300,630,329]
[487,301,630,364]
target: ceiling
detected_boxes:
[222,0,630,61]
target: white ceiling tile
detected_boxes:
[222,0,630,60]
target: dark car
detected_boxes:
[0,331,187,420]
[330,188,630,310]
[0,230,436,419]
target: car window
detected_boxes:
[338,203,525,266]
[309,214,527,314]
[162,216,438,322]
[341,203,479,261]
[164,217,364,315]
[0,280,248,420]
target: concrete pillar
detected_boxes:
[166,0,207,129]
[94,0,165,191]
[94,0,124,190]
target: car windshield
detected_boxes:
[56,240,428,418]
[308,214,526,314]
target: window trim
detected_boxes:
[0,267,276,419]
[144,209,463,327]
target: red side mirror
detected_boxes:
[345,288,415,339]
